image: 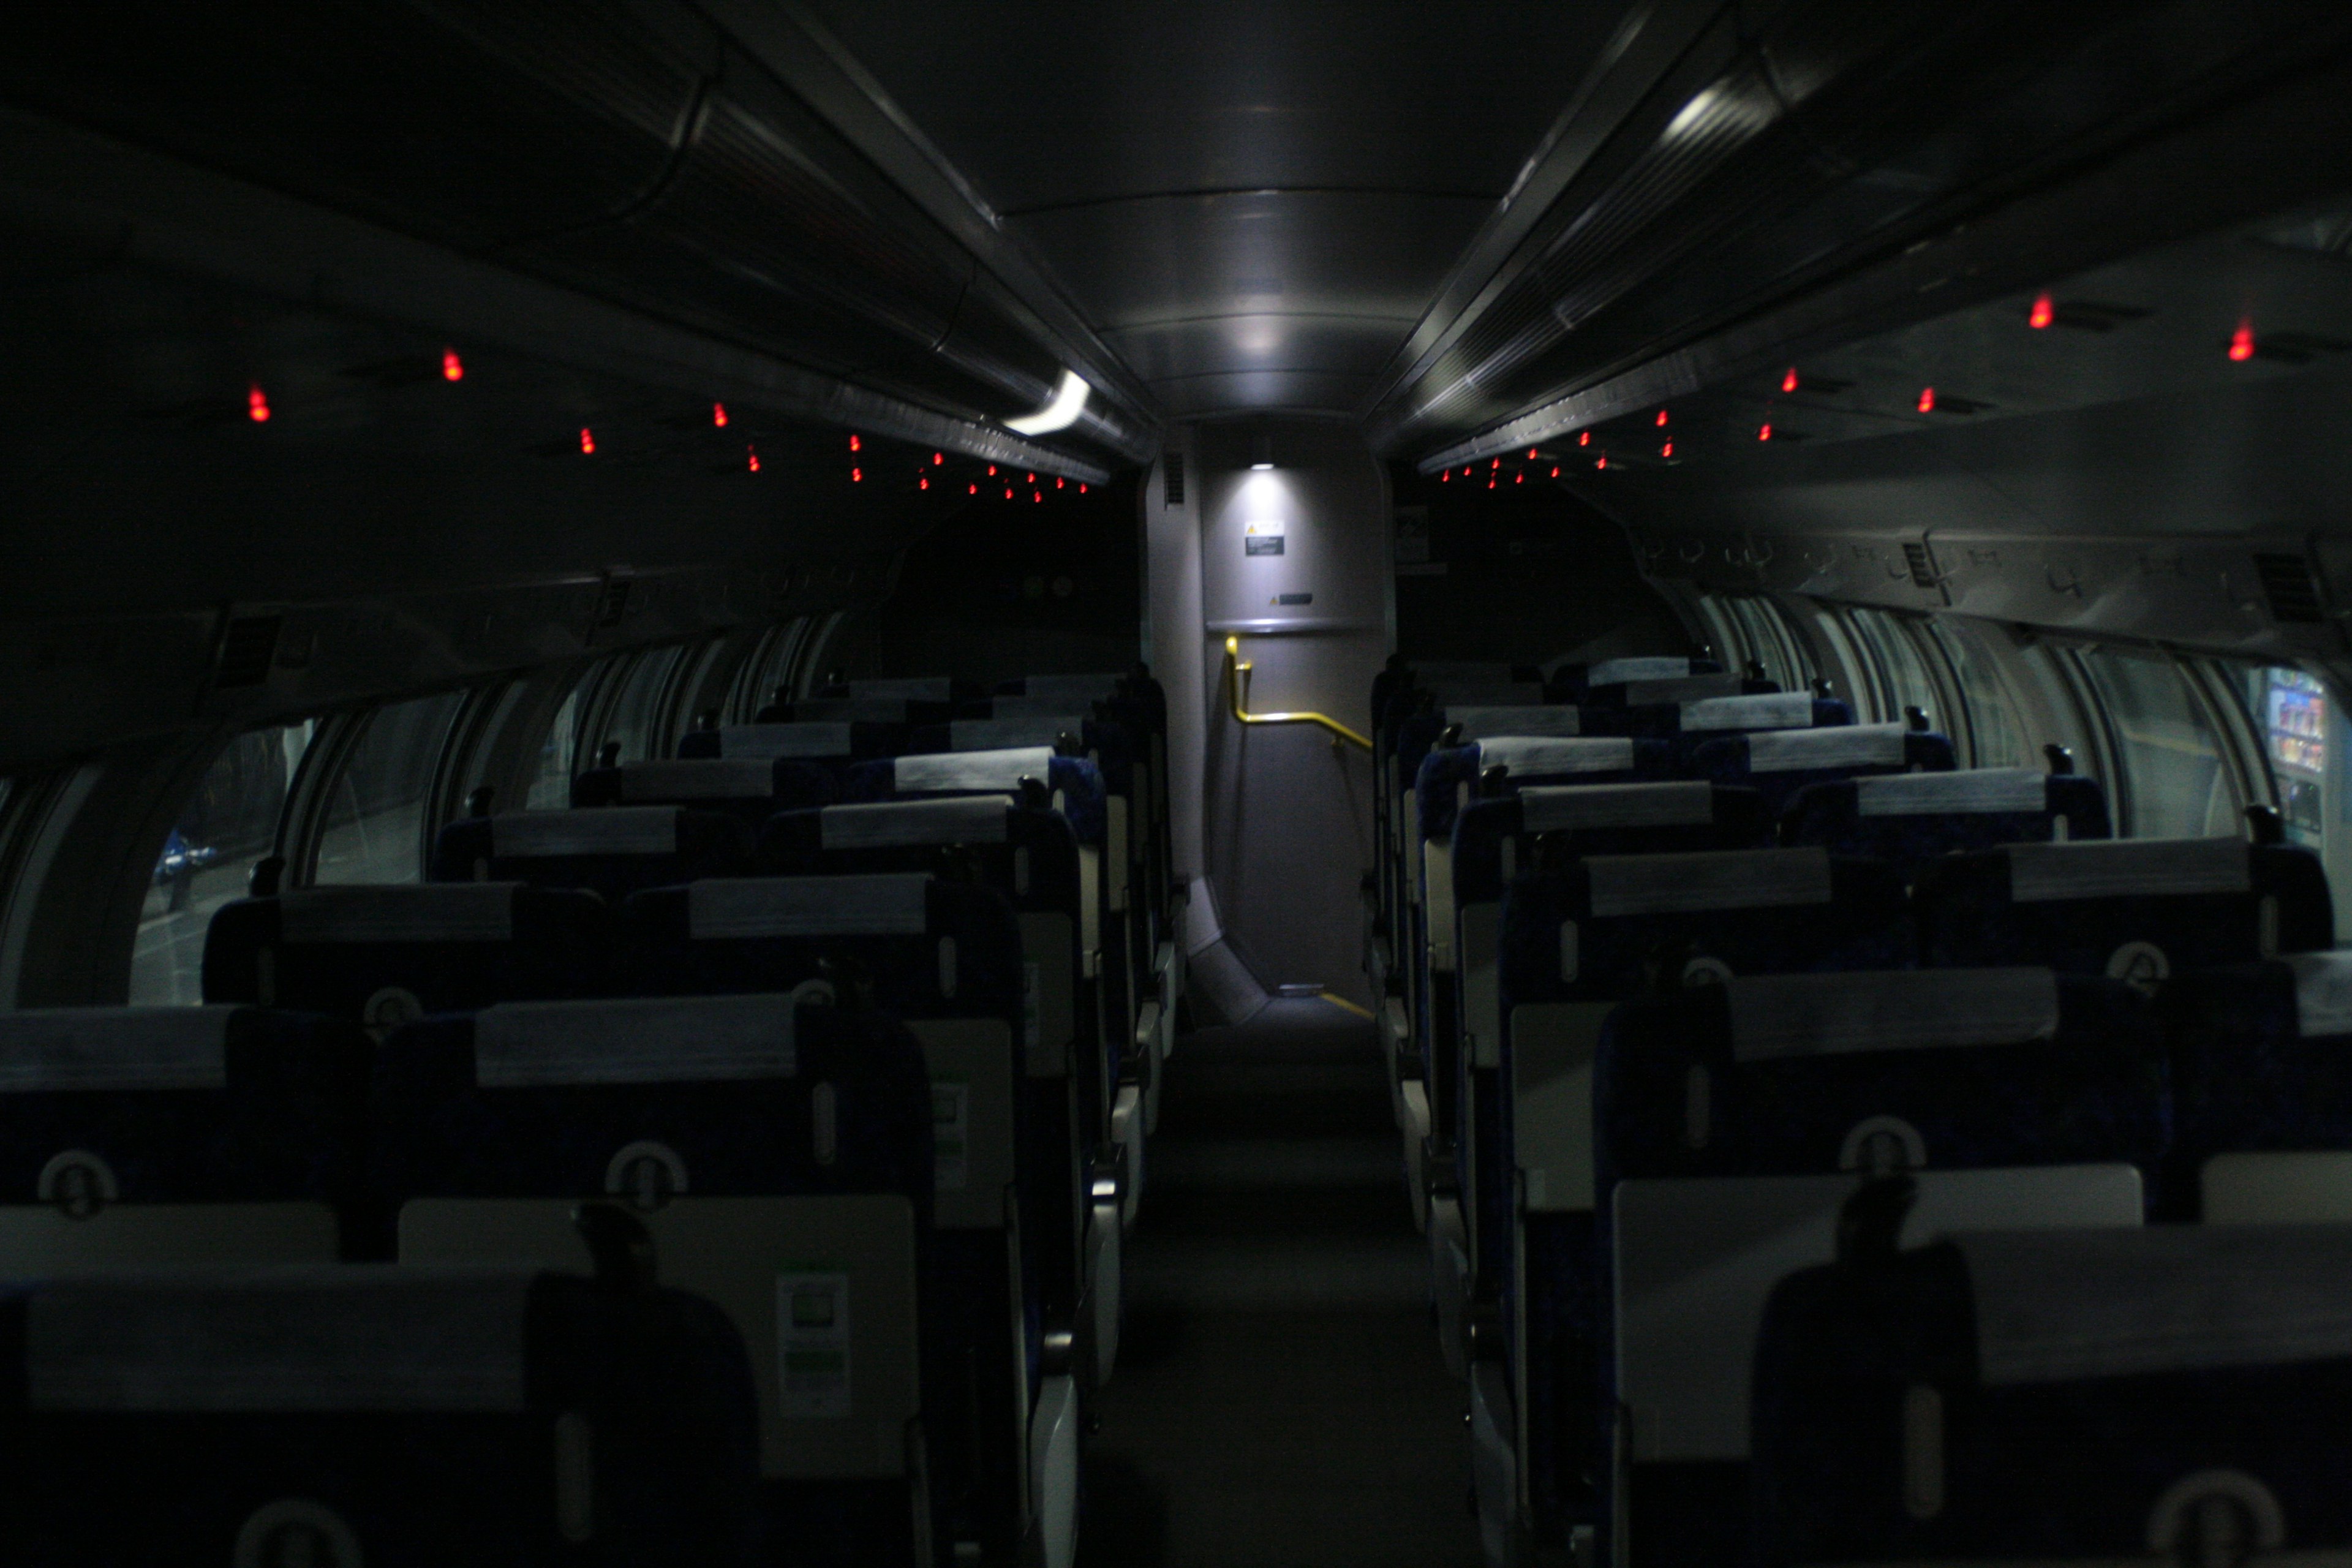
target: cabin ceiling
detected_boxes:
[802,0,1637,422]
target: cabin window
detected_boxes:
[2070,647,2244,839]
[131,722,317,1006]
[524,684,584,810]
[733,615,824,717]
[1915,618,2032,769]
[1838,607,1945,731]
[594,644,688,764]
[311,692,466,884]
[1688,592,1812,692]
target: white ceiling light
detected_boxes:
[1003,369,1091,435]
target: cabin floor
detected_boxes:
[1080,997,1479,1567]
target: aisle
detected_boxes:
[1079,998,1480,1567]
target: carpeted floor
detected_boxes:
[1078,998,1480,1567]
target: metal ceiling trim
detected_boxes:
[1414,27,2352,475]
[1356,0,1732,429]
[0,108,1112,483]
[708,0,1163,461]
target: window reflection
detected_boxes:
[313,693,464,884]
[132,722,315,1005]
[2075,648,2239,838]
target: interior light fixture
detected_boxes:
[441,349,464,382]
[1005,369,1091,435]
[1250,433,1275,470]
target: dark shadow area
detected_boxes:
[1389,464,1692,666]
[1080,998,1479,1568]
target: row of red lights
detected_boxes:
[246,368,1088,492]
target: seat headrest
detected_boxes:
[1725,967,2059,1061]
[1854,767,2043,815]
[1743,722,1905,769]
[1679,692,1814,733]
[0,1005,243,1091]
[820,796,1012,850]
[686,873,932,938]
[490,807,682,858]
[2003,836,2250,902]
[473,994,799,1085]
[278,884,522,943]
[893,747,1055,793]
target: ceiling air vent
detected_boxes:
[1164,454,1185,508]
[2254,551,2326,624]
[213,616,282,688]
[1902,542,1939,589]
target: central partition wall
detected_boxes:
[1148,420,1391,1017]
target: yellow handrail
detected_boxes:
[1221,635,1372,750]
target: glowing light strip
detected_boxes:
[1004,369,1091,435]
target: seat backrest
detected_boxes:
[202,884,612,1022]
[431,807,752,900]
[756,801,1087,1083]
[375,994,942,1485]
[0,1005,367,1264]
[1594,968,2166,1192]
[4,1264,761,1562]
[1913,835,2334,982]
[1686,722,1958,818]
[1781,766,2110,864]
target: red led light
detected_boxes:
[1442,470,1451,483]
[1550,466,1559,477]
[712,402,728,428]
[969,483,979,494]
[1026,472,1036,484]
[1758,423,1773,442]
[2029,293,2054,331]
[1662,441,1674,458]
[1526,448,1538,459]
[1033,492,1042,504]
[849,434,861,452]
[1004,488,1013,500]
[987,464,997,476]
[579,426,594,454]
[247,385,271,423]
[1491,458,1501,470]
[1515,472,1525,484]
[2230,321,2256,362]
[1487,479,1496,489]
[851,467,862,483]
[441,349,464,382]
[1079,483,1088,494]
[747,445,760,472]
[1578,431,1591,448]
[1917,387,1937,414]
[1055,476,1065,489]
[1654,410,1668,428]
[1781,368,1800,394]
[933,452,944,465]
[919,476,929,490]
[1596,455,1608,470]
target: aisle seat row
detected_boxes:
[1369,658,2352,1568]
[0,669,1174,1568]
